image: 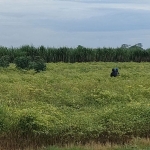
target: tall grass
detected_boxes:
[0,62,150,149]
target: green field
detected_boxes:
[0,62,150,150]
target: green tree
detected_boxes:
[14,56,31,69]
[0,55,10,68]
[29,56,46,72]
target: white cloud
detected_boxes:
[0,0,150,48]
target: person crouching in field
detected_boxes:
[110,68,119,77]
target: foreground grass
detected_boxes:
[0,62,150,149]
[44,138,150,150]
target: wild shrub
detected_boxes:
[28,61,36,70]
[15,56,46,72]
[31,56,46,72]
[0,55,10,68]
[17,113,40,134]
[14,56,31,69]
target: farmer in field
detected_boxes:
[110,68,119,77]
[115,68,119,76]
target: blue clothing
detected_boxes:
[110,68,119,77]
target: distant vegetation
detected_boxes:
[14,56,46,72]
[0,43,150,63]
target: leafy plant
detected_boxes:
[14,56,31,69]
[0,55,10,68]
[17,113,39,134]
[33,56,46,72]
[14,56,46,72]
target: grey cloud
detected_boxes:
[34,10,150,32]
[0,0,150,48]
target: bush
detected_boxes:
[17,114,39,134]
[34,60,46,72]
[15,56,46,72]
[0,55,10,68]
[28,61,37,70]
[14,56,31,69]
[29,56,46,72]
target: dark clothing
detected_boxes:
[116,68,119,76]
[110,68,119,77]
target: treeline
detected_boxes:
[0,44,150,63]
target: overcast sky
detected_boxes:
[0,0,150,49]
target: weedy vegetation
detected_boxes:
[0,62,150,150]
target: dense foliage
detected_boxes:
[0,62,150,150]
[14,56,31,69]
[0,44,150,63]
[14,56,46,72]
[0,55,10,68]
